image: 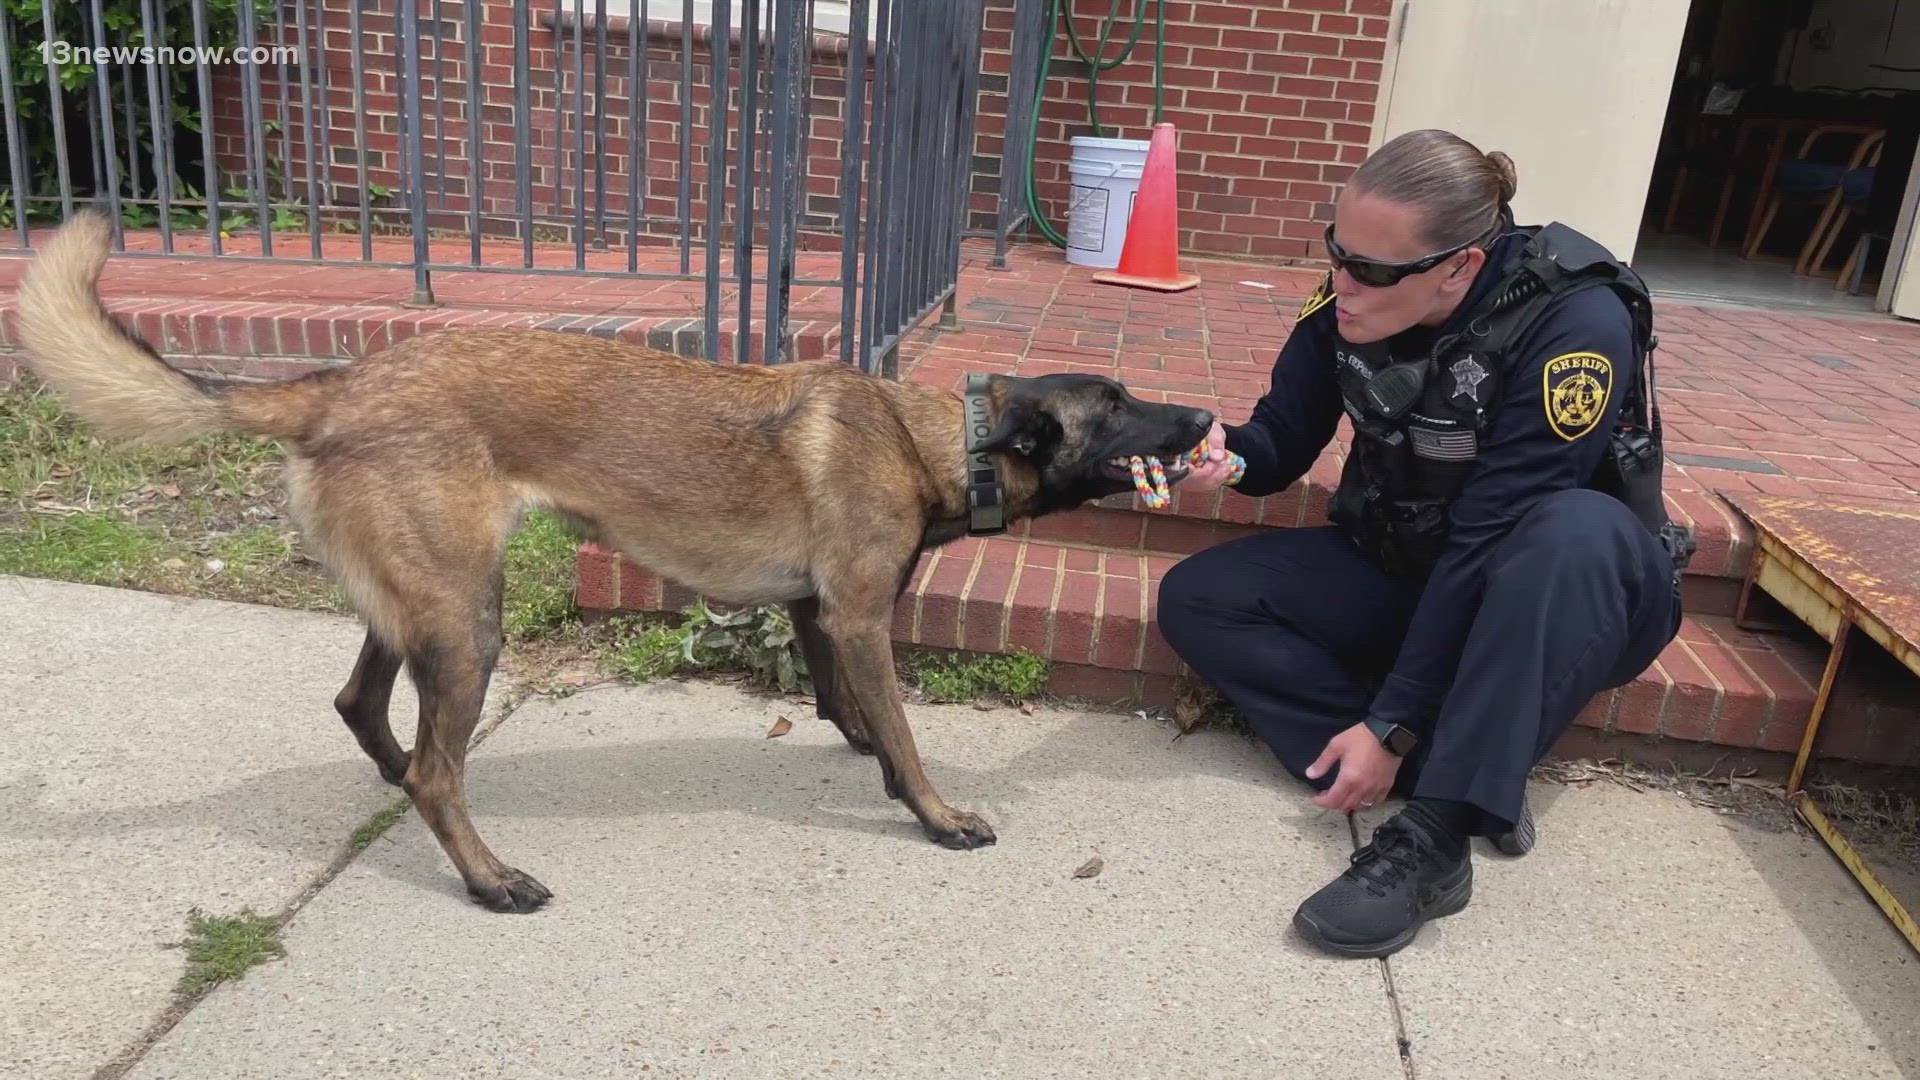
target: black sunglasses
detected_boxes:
[1323,224,1475,288]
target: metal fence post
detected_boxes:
[765,0,808,364]
[399,0,437,307]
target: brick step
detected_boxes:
[0,294,842,369]
[1066,479,1744,576]
[1013,499,1748,617]
[577,534,1835,758]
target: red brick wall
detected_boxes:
[200,0,1390,261]
[206,1,859,250]
[972,0,1391,262]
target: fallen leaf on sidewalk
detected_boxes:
[1072,855,1104,879]
[767,716,793,739]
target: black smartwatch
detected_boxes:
[1364,717,1417,757]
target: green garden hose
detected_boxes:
[1024,0,1169,248]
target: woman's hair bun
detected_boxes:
[1485,150,1517,205]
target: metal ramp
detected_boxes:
[1727,493,1920,956]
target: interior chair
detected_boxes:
[1832,94,1920,291]
[1742,122,1886,273]
[1661,113,1791,246]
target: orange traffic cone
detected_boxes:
[1093,122,1202,292]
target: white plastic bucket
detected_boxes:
[1066,135,1149,269]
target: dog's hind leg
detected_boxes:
[787,596,871,755]
[402,618,550,913]
[301,464,549,912]
[334,630,410,786]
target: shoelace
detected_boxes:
[1343,820,1429,898]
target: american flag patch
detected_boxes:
[1410,426,1476,461]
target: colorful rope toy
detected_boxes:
[1129,442,1246,509]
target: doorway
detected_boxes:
[1635,0,1920,316]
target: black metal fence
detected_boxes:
[989,0,1047,270]
[0,0,1044,376]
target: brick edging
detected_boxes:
[0,296,838,366]
[1021,485,1751,581]
[575,533,1893,762]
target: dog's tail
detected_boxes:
[15,210,335,445]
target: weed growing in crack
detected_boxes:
[349,798,410,852]
[173,908,286,997]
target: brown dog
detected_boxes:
[14,210,1214,913]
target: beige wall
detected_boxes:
[1371,0,1694,263]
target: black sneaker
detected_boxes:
[1291,813,1472,958]
[1489,795,1535,857]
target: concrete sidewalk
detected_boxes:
[4,576,1917,1079]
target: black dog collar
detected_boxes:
[963,372,1007,536]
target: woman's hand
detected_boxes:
[1306,722,1402,813]
[1180,421,1237,493]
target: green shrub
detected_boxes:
[606,600,811,695]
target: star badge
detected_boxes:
[1450,356,1488,403]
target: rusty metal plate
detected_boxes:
[1723,492,1920,676]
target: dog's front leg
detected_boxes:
[818,607,996,850]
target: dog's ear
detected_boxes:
[970,398,1057,457]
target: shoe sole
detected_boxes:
[1491,799,1536,857]
[1291,866,1474,960]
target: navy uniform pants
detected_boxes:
[1155,489,1683,835]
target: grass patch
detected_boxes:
[0,509,166,584]
[908,648,1050,704]
[0,375,343,609]
[173,908,286,997]
[0,376,580,634]
[502,509,582,639]
[605,615,701,683]
[597,600,1058,706]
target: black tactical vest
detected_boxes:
[1322,221,1695,578]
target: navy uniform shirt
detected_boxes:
[1220,232,1640,735]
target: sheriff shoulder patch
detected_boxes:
[1297,272,1334,321]
[1541,351,1614,441]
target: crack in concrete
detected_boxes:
[86,681,539,1080]
[1346,811,1420,1080]
[1381,956,1419,1080]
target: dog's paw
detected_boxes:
[467,867,554,913]
[928,810,997,850]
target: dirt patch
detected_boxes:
[1534,756,1920,872]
